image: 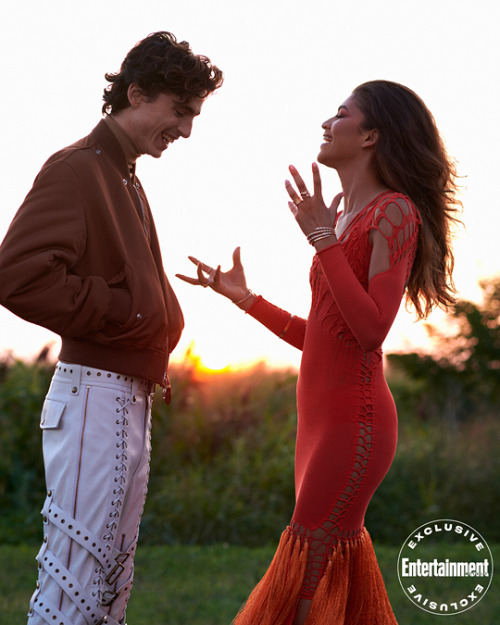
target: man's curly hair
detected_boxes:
[102,31,223,114]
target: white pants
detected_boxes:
[28,362,154,625]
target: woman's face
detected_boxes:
[317,95,369,167]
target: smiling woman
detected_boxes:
[1,1,499,622]
[178,80,461,625]
[318,97,370,168]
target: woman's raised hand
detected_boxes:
[285,163,343,248]
[176,247,254,307]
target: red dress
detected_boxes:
[234,192,420,624]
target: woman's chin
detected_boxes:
[317,151,334,168]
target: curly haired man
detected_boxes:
[0,31,223,625]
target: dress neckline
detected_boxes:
[336,190,395,242]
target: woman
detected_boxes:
[177,80,460,624]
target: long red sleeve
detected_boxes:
[316,198,420,352]
[244,195,419,354]
[246,295,306,350]
[316,244,408,352]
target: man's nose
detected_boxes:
[179,119,194,139]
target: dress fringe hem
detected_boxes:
[232,526,398,625]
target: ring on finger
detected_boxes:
[293,197,303,207]
[300,190,311,199]
[206,268,216,287]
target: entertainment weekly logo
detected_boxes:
[397,519,494,616]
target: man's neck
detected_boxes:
[103,114,141,172]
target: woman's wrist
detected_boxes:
[313,234,338,251]
[306,226,337,249]
[232,289,256,310]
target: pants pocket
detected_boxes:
[40,398,66,430]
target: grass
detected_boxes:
[1,543,498,624]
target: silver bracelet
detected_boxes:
[306,227,335,246]
[233,289,254,306]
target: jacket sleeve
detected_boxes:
[246,295,306,350]
[0,160,124,336]
[316,201,420,352]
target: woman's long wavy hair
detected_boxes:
[102,31,223,114]
[353,80,461,319]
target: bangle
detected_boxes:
[279,314,294,339]
[306,227,335,246]
[233,289,254,306]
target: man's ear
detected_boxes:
[362,128,379,148]
[127,83,144,108]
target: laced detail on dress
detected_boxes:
[370,194,419,282]
[291,349,379,599]
[233,193,408,624]
[292,194,418,598]
[311,192,420,348]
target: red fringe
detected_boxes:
[307,528,398,624]
[233,527,398,625]
[233,528,308,625]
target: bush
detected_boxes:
[142,362,297,545]
[0,357,52,544]
[366,372,500,545]
[1,354,498,547]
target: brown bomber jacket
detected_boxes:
[0,119,183,385]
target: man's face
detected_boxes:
[124,88,205,158]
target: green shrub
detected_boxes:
[367,374,500,545]
[142,363,297,545]
[0,358,51,544]
[1,354,498,547]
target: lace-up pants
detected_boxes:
[28,362,154,625]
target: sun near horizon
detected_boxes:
[169,342,294,379]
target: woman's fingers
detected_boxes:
[284,178,303,206]
[188,255,213,274]
[286,164,326,208]
[286,165,312,206]
[312,162,323,198]
[196,263,216,287]
[232,246,242,269]
[214,265,222,286]
[288,165,308,194]
[175,262,215,287]
[175,273,200,285]
[196,262,207,285]
[178,250,241,291]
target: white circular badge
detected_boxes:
[397,519,494,616]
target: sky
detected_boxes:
[1,0,499,371]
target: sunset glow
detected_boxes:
[1,0,498,369]
[180,344,233,377]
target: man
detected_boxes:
[0,31,223,625]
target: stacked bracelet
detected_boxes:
[306,227,335,246]
[233,289,254,306]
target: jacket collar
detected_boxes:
[89,118,131,180]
